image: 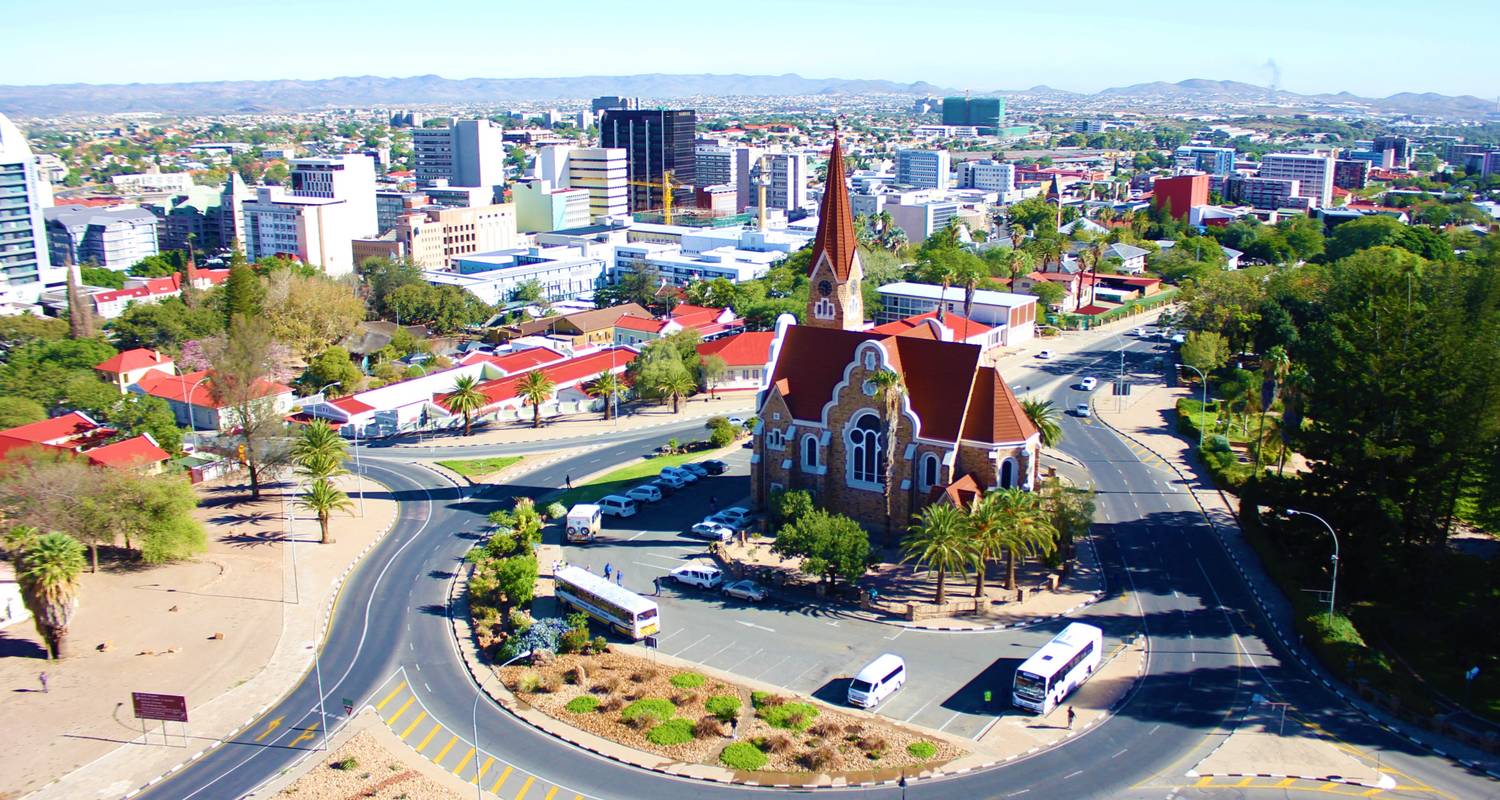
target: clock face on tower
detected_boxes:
[817,280,833,297]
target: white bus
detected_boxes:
[553,565,660,640]
[1011,622,1103,714]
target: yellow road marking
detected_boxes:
[431,734,459,764]
[385,696,415,726]
[514,775,536,800]
[490,765,513,793]
[414,722,441,751]
[542,787,558,800]
[451,746,476,775]
[253,715,284,742]
[470,756,495,783]
[398,710,428,740]
[288,722,318,747]
[375,681,408,711]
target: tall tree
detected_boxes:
[658,368,696,414]
[445,375,487,436]
[516,371,556,429]
[901,503,977,605]
[1021,397,1063,448]
[298,478,354,545]
[66,266,94,340]
[698,354,727,399]
[291,420,348,479]
[585,371,625,421]
[870,368,906,540]
[18,531,86,659]
[221,248,264,329]
[988,487,1057,590]
[207,315,288,499]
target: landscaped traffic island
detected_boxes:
[498,649,961,776]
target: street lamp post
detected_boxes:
[1178,363,1208,448]
[473,650,531,798]
[181,374,211,450]
[1287,508,1339,623]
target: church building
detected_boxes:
[750,130,1041,534]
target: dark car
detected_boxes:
[701,459,727,475]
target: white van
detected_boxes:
[848,653,906,708]
[565,504,601,543]
[597,494,638,518]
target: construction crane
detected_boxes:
[626,169,687,225]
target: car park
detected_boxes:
[722,579,768,602]
[597,494,638,518]
[680,462,709,477]
[565,504,601,543]
[647,478,676,496]
[662,466,699,484]
[626,485,662,504]
[700,459,727,475]
[689,521,735,541]
[1079,377,1098,391]
[670,563,724,589]
[1076,403,1092,417]
[1037,349,1055,359]
[656,470,687,489]
[710,506,751,528]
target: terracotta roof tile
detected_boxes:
[84,435,170,468]
[809,132,857,281]
[95,348,172,375]
[697,331,774,367]
[960,367,1037,445]
[766,325,883,421]
[885,336,981,442]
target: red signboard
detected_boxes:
[132,692,188,723]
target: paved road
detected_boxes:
[135,327,1496,800]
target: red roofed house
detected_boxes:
[752,129,1040,534]
[867,311,1001,357]
[132,369,296,432]
[0,411,169,473]
[434,348,638,425]
[89,273,183,319]
[95,348,176,393]
[613,304,744,348]
[696,331,775,393]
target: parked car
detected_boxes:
[1037,350,1055,360]
[597,494,639,518]
[689,521,735,541]
[670,563,724,589]
[1132,327,1147,337]
[626,485,662,504]
[700,459,728,475]
[680,462,709,477]
[727,416,747,427]
[1079,377,1098,391]
[662,466,699,484]
[722,579,769,603]
[1075,403,1092,417]
[710,506,752,528]
[656,470,687,490]
[647,479,676,496]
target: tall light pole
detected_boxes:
[1178,363,1208,448]
[1287,508,1339,623]
[181,374,211,450]
[472,650,531,798]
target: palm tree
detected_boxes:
[291,420,347,479]
[18,531,86,659]
[445,374,487,436]
[1255,346,1290,466]
[917,253,957,322]
[988,488,1057,591]
[901,503,978,606]
[1021,397,1063,448]
[955,255,987,322]
[870,368,906,540]
[585,371,624,421]
[516,371,557,429]
[966,494,1008,598]
[659,369,697,414]
[298,478,354,545]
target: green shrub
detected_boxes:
[646,718,695,746]
[591,635,608,654]
[559,626,589,654]
[719,742,768,771]
[757,700,818,730]
[565,695,601,714]
[332,757,358,771]
[704,694,741,721]
[516,672,541,693]
[749,690,771,708]
[544,501,567,520]
[669,672,706,689]
[620,698,676,725]
[1206,434,1232,453]
[906,741,938,759]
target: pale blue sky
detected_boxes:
[0,0,1491,97]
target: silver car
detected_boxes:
[626,484,662,503]
[722,579,768,602]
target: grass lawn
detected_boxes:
[435,455,523,479]
[554,449,728,507]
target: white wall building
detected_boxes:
[537,145,629,221]
[44,206,159,270]
[290,154,378,237]
[413,119,505,190]
[242,187,357,276]
[876,281,1037,346]
[110,172,194,195]
[895,149,951,190]
[957,159,1015,195]
[434,245,607,305]
[1259,153,1335,209]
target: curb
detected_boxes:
[381,406,753,452]
[1186,771,1389,790]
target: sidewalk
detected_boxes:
[380,395,756,451]
[1095,378,1500,779]
[24,474,400,800]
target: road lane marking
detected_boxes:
[385,695,415,725]
[471,755,495,783]
[1063,769,1083,779]
[415,721,441,750]
[252,715,283,742]
[670,634,711,656]
[450,746,476,775]
[902,694,939,722]
[375,681,408,710]
[432,734,459,764]
[490,764,513,793]
[543,787,558,800]
[288,722,318,747]
[514,775,537,800]
[398,710,428,739]
[734,619,775,632]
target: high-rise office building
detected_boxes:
[1173,145,1237,177]
[941,97,1004,133]
[1152,174,1209,220]
[1259,153,1335,208]
[0,113,54,301]
[1373,134,1411,169]
[44,206,159,269]
[242,187,356,276]
[695,145,736,188]
[895,149,951,190]
[413,119,505,190]
[956,159,1015,194]
[1333,159,1370,191]
[591,96,639,114]
[535,145,629,221]
[290,154,378,237]
[600,109,697,212]
[762,152,809,213]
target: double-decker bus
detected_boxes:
[553,565,660,640]
[1011,622,1103,714]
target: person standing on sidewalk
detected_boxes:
[615,569,623,587]
[39,671,48,693]
[604,562,612,580]
[1066,705,1076,729]
[565,474,573,490]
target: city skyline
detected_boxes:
[0,0,1492,99]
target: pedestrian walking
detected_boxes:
[1066,705,1076,729]
[39,671,48,693]
[604,562,612,580]
[616,570,623,586]
[565,474,573,490]
[653,576,661,596]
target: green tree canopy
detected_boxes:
[773,509,872,586]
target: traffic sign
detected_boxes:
[644,636,658,649]
[132,692,188,723]
[342,697,354,715]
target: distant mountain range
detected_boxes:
[0,73,1493,119]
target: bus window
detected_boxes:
[1014,671,1045,701]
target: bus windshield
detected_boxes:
[638,607,658,622]
[1013,670,1047,700]
[849,679,874,693]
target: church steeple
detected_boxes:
[805,123,864,331]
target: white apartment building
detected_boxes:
[956,159,1015,194]
[1259,153,1334,208]
[885,191,960,241]
[895,149,951,190]
[44,206,159,270]
[413,119,505,189]
[762,152,809,213]
[290,154,378,237]
[393,203,519,268]
[876,281,1037,346]
[434,245,607,305]
[242,187,356,276]
[612,241,785,286]
[110,172,195,195]
[537,146,629,221]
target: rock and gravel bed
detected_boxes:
[276,731,458,800]
[500,649,961,776]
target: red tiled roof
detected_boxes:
[932,473,985,508]
[95,348,173,375]
[809,132,858,281]
[766,325,883,421]
[696,331,774,367]
[92,274,181,304]
[960,367,1038,445]
[869,312,993,341]
[84,435,169,468]
[438,348,638,412]
[328,396,375,415]
[615,314,670,333]
[881,336,981,442]
[0,412,103,456]
[1075,304,1115,315]
[462,347,566,372]
[135,369,291,409]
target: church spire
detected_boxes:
[809,123,857,282]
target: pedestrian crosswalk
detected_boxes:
[371,671,590,800]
